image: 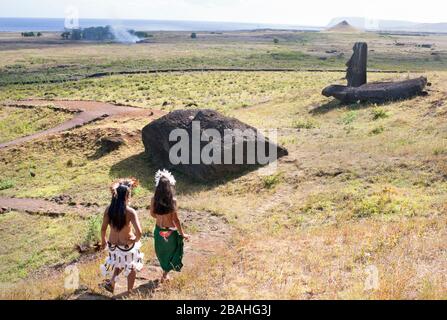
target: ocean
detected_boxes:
[0,17,320,32]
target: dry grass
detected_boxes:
[1,54,447,299]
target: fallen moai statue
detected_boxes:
[322,42,428,103]
[142,109,288,181]
[323,76,428,104]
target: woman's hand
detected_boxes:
[182,233,191,241]
[100,242,107,251]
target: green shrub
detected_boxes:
[191,32,197,39]
[342,111,357,125]
[433,147,447,156]
[273,38,279,44]
[370,126,384,135]
[0,180,14,191]
[262,173,283,189]
[371,108,389,120]
[353,188,418,218]
[21,32,36,37]
[84,214,102,246]
[292,118,318,129]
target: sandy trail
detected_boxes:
[0,100,161,149]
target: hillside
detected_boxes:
[329,17,447,33]
[1,30,447,300]
[326,20,361,33]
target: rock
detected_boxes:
[98,136,125,154]
[50,194,72,205]
[142,109,288,181]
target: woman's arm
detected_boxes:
[149,197,157,218]
[100,207,110,250]
[130,208,142,242]
[172,202,189,240]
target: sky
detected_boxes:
[0,0,446,26]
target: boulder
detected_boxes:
[142,109,288,181]
[98,136,125,153]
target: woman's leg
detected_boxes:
[127,269,136,292]
[105,268,121,293]
[161,270,170,283]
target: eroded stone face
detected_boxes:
[142,109,288,181]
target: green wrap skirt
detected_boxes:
[154,225,184,272]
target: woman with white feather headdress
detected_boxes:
[150,169,189,283]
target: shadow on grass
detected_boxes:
[309,99,382,115]
[72,279,160,300]
[114,279,160,300]
[109,152,261,195]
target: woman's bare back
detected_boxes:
[155,212,176,229]
[150,197,177,229]
[107,207,136,246]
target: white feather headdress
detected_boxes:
[155,169,176,187]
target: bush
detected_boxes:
[273,38,279,44]
[353,187,418,218]
[61,31,71,40]
[292,118,318,129]
[84,214,102,246]
[342,111,357,125]
[370,126,384,135]
[21,32,35,37]
[129,30,152,38]
[371,108,389,120]
[0,180,14,191]
[262,173,283,189]
[191,32,197,39]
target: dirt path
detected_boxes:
[0,100,161,149]
[0,196,95,217]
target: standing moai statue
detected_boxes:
[346,42,368,87]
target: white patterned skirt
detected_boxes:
[100,241,144,277]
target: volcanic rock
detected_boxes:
[142,109,288,181]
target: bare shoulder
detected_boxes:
[126,206,138,217]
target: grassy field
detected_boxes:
[1,30,447,299]
[0,106,71,143]
[0,30,446,86]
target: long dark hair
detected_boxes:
[153,177,176,215]
[108,184,130,231]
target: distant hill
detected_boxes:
[326,20,361,33]
[328,17,447,33]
